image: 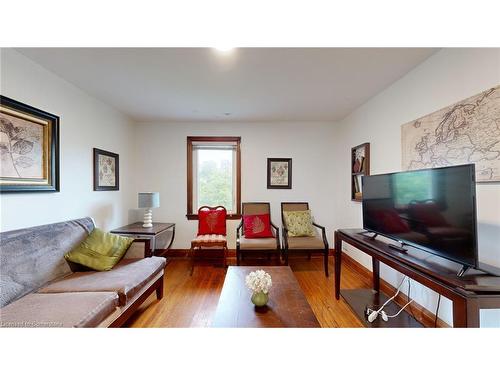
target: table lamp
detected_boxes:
[138,192,160,228]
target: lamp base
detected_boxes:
[143,208,153,228]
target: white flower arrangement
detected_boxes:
[245,269,273,294]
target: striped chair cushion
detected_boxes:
[191,234,227,245]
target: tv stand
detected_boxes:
[334,228,500,327]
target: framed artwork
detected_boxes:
[0,95,60,193]
[93,148,119,191]
[267,158,292,189]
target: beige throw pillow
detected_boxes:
[283,210,316,237]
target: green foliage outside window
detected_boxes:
[197,150,233,211]
[394,170,434,206]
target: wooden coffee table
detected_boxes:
[212,266,320,328]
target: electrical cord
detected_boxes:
[434,294,442,328]
[366,276,408,322]
[407,278,416,319]
[385,298,414,318]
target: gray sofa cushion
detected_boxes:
[0,292,118,328]
[39,257,166,305]
[0,217,95,308]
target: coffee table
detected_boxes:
[212,266,320,328]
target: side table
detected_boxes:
[111,222,175,258]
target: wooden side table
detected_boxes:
[111,222,175,257]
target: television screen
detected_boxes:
[362,164,478,268]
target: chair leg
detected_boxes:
[223,246,228,268]
[324,250,329,277]
[284,249,289,266]
[190,246,195,276]
[236,250,240,266]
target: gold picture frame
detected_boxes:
[0,96,60,192]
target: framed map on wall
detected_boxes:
[401,85,500,182]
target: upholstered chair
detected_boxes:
[190,206,228,275]
[281,202,329,276]
[236,202,281,265]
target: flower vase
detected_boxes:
[251,291,269,307]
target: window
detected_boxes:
[187,136,241,219]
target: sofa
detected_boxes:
[0,217,166,327]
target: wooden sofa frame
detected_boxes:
[109,238,165,327]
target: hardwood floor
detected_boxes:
[126,255,374,328]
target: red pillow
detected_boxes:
[198,209,226,235]
[243,214,274,238]
[410,202,448,227]
[376,209,410,234]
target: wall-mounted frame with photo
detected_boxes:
[267,158,292,189]
[93,148,119,191]
[0,95,60,193]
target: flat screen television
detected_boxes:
[362,164,478,269]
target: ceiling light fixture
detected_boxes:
[213,47,235,54]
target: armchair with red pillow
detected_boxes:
[236,202,280,266]
[243,214,274,238]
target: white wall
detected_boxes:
[333,48,500,327]
[132,121,336,249]
[0,49,135,232]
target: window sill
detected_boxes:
[186,214,242,221]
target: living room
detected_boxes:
[1,1,499,374]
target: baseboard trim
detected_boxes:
[158,248,335,258]
[340,253,449,328]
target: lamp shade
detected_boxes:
[138,192,160,208]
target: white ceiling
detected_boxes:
[17,48,437,122]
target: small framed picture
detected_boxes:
[267,158,292,189]
[0,95,60,193]
[93,148,119,191]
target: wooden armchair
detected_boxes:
[190,206,228,275]
[281,202,329,277]
[236,202,281,265]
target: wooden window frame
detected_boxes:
[186,136,241,220]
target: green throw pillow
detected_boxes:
[283,210,316,237]
[65,228,134,271]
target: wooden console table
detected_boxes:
[334,228,500,328]
[111,222,175,257]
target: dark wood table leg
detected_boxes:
[372,258,380,292]
[334,231,342,300]
[466,298,480,328]
[452,297,468,327]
